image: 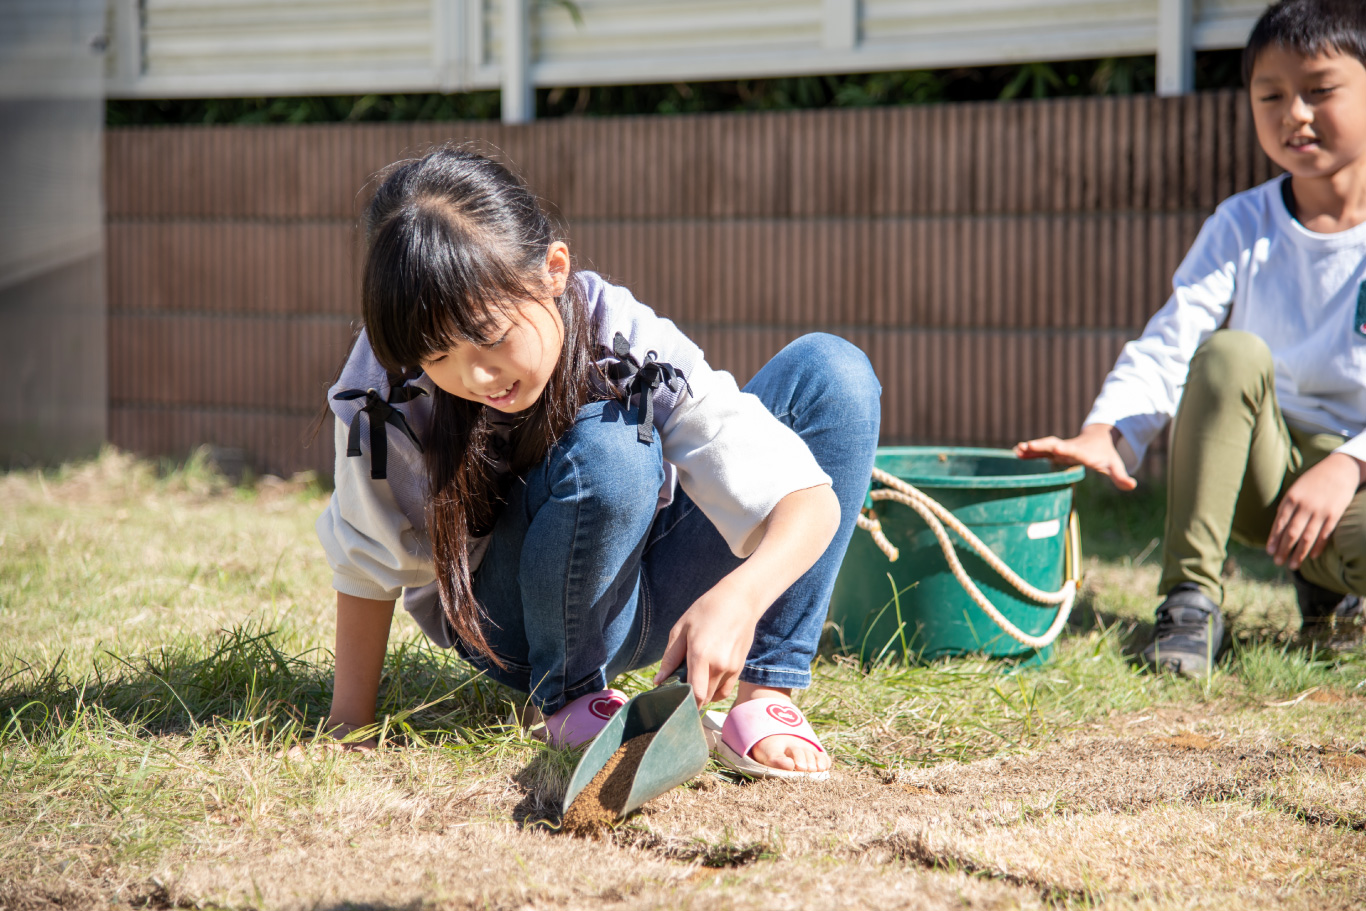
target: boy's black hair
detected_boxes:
[1243,0,1366,84]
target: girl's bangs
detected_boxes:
[363,204,544,372]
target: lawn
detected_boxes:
[2,449,1365,910]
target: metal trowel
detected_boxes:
[560,667,708,820]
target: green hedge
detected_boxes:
[106,51,1244,126]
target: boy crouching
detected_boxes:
[1017,0,1366,673]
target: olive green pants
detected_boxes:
[1162,330,1366,603]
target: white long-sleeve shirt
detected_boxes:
[315,272,832,646]
[1085,175,1366,469]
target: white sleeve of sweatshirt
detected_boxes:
[1336,432,1366,465]
[315,419,436,601]
[659,366,833,558]
[1083,208,1240,470]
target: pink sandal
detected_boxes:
[543,688,627,748]
[702,699,830,781]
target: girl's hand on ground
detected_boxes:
[655,576,758,708]
[1267,453,1365,570]
[278,722,378,759]
[1014,424,1137,491]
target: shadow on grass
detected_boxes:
[511,748,578,827]
[304,902,426,911]
[1070,584,1287,666]
[1066,584,1154,654]
[0,622,522,744]
[1072,472,1168,563]
[1070,581,1365,684]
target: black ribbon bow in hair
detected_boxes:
[607,332,691,443]
[333,384,428,480]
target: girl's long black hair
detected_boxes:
[361,146,602,664]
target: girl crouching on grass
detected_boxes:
[313,147,881,778]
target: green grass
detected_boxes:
[3,450,1365,908]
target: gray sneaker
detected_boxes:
[1141,583,1225,676]
[1292,571,1364,651]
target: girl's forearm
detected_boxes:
[728,484,841,618]
[328,592,396,729]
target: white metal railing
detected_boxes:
[100,0,1271,121]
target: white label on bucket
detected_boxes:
[1026,519,1061,540]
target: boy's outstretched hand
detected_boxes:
[1014,423,1138,491]
[1267,452,1366,570]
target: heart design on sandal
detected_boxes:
[589,696,623,720]
[766,704,803,727]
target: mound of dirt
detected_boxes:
[1153,732,1218,750]
[561,732,656,836]
[1321,752,1366,775]
[884,735,1305,816]
[0,883,108,911]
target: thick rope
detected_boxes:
[855,466,1078,650]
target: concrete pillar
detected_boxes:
[0,0,108,466]
[1157,0,1194,96]
[111,0,141,92]
[823,0,858,52]
[502,0,534,124]
[432,0,465,93]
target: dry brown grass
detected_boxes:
[5,452,1366,910]
[11,730,1364,910]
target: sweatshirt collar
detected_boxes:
[1272,174,1366,251]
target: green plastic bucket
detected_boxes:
[829,447,1084,665]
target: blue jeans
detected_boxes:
[464,334,881,715]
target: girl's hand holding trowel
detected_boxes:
[655,573,759,707]
[654,484,840,709]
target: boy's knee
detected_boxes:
[1186,331,1274,399]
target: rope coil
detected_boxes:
[855,466,1080,650]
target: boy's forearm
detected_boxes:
[1326,451,1366,488]
[329,592,396,729]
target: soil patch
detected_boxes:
[1153,732,1217,750]
[879,769,933,796]
[0,883,107,911]
[1321,753,1366,776]
[561,732,655,836]
[866,736,1311,820]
